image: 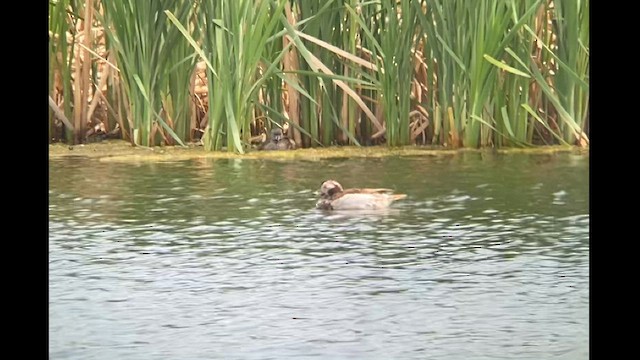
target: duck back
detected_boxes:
[327,193,406,210]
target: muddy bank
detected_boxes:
[49,140,587,163]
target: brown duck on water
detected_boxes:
[315,180,407,210]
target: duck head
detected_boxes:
[270,128,283,143]
[319,180,344,199]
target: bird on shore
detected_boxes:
[259,127,296,150]
[315,180,407,210]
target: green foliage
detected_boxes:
[50,0,589,150]
[100,0,196,146]
[169,0,289,153]
[420,0,588,147]
[49,0,79,142]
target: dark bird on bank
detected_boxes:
[259,127,296,150]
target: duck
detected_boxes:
[315,180,407,210]
[259,127,296,150]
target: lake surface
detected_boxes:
[49,151,589,359]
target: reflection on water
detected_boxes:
[49,152,589,359]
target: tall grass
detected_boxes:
[421,0,536,147]
[49,0,589,151]
[49,0,86,143]
[168,0,289,153]
[100,0,197,147]
[293,0,342,147]
[541,0,589,146]
[359,0,421,146]
[419,0,588,148]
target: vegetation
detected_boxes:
[49,0,589,152]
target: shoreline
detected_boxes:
[49,140,589,163]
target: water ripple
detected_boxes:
[49,155,589,360]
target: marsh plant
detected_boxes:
[49,0,589,152]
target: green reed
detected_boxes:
[100,0,196,147]
[169,0,289,153]
[49,0,76,142]
[50,0,588,150]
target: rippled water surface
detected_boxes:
[49,152,589,359]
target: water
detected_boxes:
[49,152,589,359]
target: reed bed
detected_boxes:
[49,0,589,152]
